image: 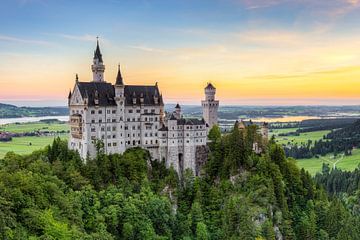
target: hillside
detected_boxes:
[0,103,68,118]
[1,125,360,239]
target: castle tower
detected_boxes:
[91,38,105,82]
[201,83,219,129]
[114,64,126,153]
[174,103,181,120]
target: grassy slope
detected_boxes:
[0,122,69,133]
[0,134,69,158]
[273,130,331,145]
[297,149,360,175]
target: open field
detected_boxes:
[0,121,69,133]
[0,134,68,158]
[271,128,330,145]
[296,149,360,175]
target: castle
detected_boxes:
[68,40,219,175]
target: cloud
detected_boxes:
[129,45,169,54]
[0,35,53,46]
[58,34,99,42]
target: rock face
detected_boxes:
[195,145,209,176]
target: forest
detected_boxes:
[1,123,360,239]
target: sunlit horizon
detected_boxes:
[1,0,360,107]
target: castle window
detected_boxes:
[112,119,116,122]
[98,110,102,114]
[101,127,105,131]
[108,143,111,147]
[145,117,148,121]
[138,140,141,144]
[91,119,95,123]
[99,119,102,123]
[136,109,140,113]
[150,133,153,137]
[112,110,116,114]
[155,117,158,121]
[144,109,148,113]
[113,142,117,146]
[145,133,148,137]
[107,110,110,114]
[112,126,116,131]
[112,135,116,138]
[127,118,130,121]
[155,140,158,144]
[150,140,153,144]
[132,118,135,121]
[132,126,135,130]
[91,127,96,132]
[187,140,189,143]
[129,109,133,113]
[125,126,128,130]
[151,109,155,113]
[107,119,110,123]
[91,110,95,114]
[146,140,148,144]
[120,117,123,121]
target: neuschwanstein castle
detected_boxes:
[68,40,219,175]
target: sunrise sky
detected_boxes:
[0,0,360,106]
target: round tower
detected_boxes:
[201,83,219,129]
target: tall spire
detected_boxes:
[94,36,103,62]
[91,37,105,82]
[115,64,124,86]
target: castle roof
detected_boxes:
[177,118,205,125]
[76,81,164,107]
[124,85,163,106]
[175,103,180,109]
[94,39,103,62]
[76,82,116,106]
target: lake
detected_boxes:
[0,116,69,125]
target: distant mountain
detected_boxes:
[0,103,68,118]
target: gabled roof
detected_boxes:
[76,82,116,106]
[177,118,205,126]
[115,65,124,86]
[124,85,162,106]
[94,39,103,62]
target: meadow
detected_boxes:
[0,121,69,133]
[271,127,360,175]
[296,149,360,175]
[0,121,69,158]
[271,128,331,145]
[0,134,69,158]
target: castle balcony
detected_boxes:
[70,114,83,139]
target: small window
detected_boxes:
[91,110,95,114]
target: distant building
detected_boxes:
[68,40,219,175]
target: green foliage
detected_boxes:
[1,130,360,239]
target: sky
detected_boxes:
[0,0,360,106]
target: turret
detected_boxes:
[174,103,181,119]
[115,64,124,99]
[91,38,105,82]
